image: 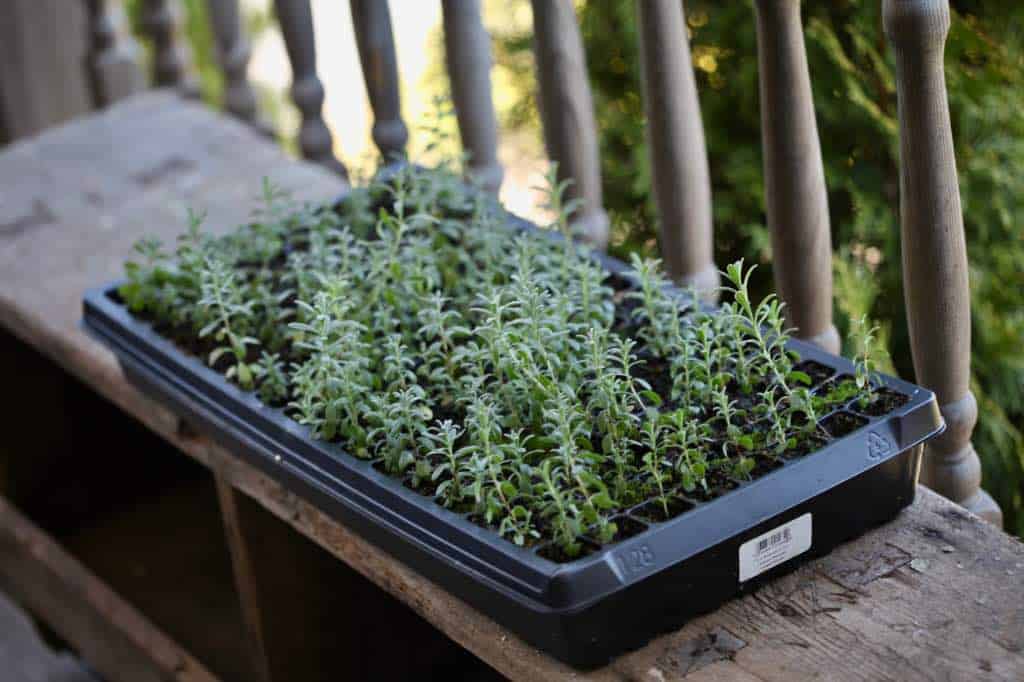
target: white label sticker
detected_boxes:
[739,513,812,582]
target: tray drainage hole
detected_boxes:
[536,540,600,564]
[792,359,835,388]
[821,411,869,439]
[632,497,694,524]
[853,387,910,417]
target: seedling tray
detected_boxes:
[83,217,942,668]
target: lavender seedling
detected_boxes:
[661,409,709,494]
[852,315,881,407]
[537,459,584,558]
[196,255,259,389]
[427,420,466,508]
[637,420,674,517]
[253,351,289,405]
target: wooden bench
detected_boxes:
[0,91,1022,681]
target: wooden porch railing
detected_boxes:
[74,0,1001,524]
[140,0,199,94]
[204,0,264,132]
[883,0,999,522]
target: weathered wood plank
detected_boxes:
[0,495,218,682]
[883,0,1001,525]
[0,92,1021,681]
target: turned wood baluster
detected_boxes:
[636,0,719,299]
[206,0,265,131]
[530,0,609,248]
[883,0,1001,524]
[441,0,504,194]
[350,0,408,161]
[273,0,348,179]
[140,0,198,94]
[84,0,144,107]
[754,0,839,353]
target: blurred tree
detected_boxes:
[480,0,1024,533]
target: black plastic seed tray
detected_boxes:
[82,224,943,667]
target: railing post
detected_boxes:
[273,0,348,180]
[85,0,145,108]
[636,0,719,299]
[350,0,408,161]
[883,0,1001,524]
[441,0,504,194]
[530,0,609,249]
[754,0,839,352]
[140,0,199,95]
[205,0,268,133]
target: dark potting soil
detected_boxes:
[632,496,696,523]
[821,411,869,439]
[792,359,835,388]
[856,387,910,417]
[601,515,648,543]
[537,540,600,563]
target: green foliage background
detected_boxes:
[486,0,1024,533]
